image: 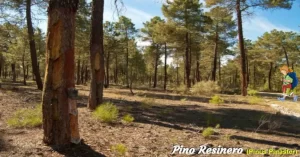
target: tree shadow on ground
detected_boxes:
[0,132,14,152]
[106,90,249,105]
[78,94,300,139]
[51,141,106,157]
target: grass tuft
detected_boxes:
[202,127,215,138]
[209,95,224,105]
[121,114,134,124]
[111,143,127,156]
[93,102,119,123]
[7,104,42,128]
[248,96,262,105]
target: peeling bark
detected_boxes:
[88,0,105,110]
[42,0,80,146]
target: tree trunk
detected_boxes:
[126,32,129,88]
[42,0,80,146]
[114,53,118,84]
[185,32,191,88]
[164,43,167,90]
[80,61,84,84]
[105,51,110,88]
[76,58,80,85]
[0,63,2,78]
[268,62,273,91]
[85,65,88,84]
[218,53,221,82]
[176,66,179,85]
[22,53,26,85]
[282,46,289,67]
[253,64,256,89]
[4,65,7,79]
[26,0,43,90]
[88,0,105,110]
[236,0,247,96]
[212,30,218,81]
[292,63,294,70]
[26,65,29,79]
[153,45,159,88]
[246,55,249,86]
[11,63,16,82]
[196,51,200,82]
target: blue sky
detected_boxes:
[35,0,300,64]
[37,0,300,42]
[104,0,300,40]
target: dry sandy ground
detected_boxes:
[0,82,300,157]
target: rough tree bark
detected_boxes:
[236,0,247,96]
[42,0,80,146]
[88,0,105,110]
[26,0,43,90]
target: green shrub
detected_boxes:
[215,124,220,129]
[111,144,127,156]
[122,114,134,124]
[202,127,215,138]
[248,96,262,105]
[247,89,258,96]
[173,84,189,94]
[180,98,187,102]
[93,102,119,123]
[191,81,221,96]
[209,95,224,105]
[140,98,155,109]
[7,104,42,128]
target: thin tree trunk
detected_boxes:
[4,65,7,79]
[126,32,129,88]
[292,63,294,70]
[253,64,256,89]
[236,0,247,96]
[268,62,273,91]
[153,45,159,88]
[282,46,289,67]
[115,53,118,84]
[85,65,88,84]
[246,55,249,86]
[88,0,105,110]
[22,52,26,85]
[42,0,80,146]
[0,62,2,78]
[185,32,191,88]
[218,53,221,82]
[26,65,29,79]
[212,29,218,81]
[76,58,80,85]
[11,63,16,82]
[176,66,179,85]
[26,0,43,90]
[105,51,110,88]
[164,43,167,90]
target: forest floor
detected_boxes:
[0,81,300,157]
